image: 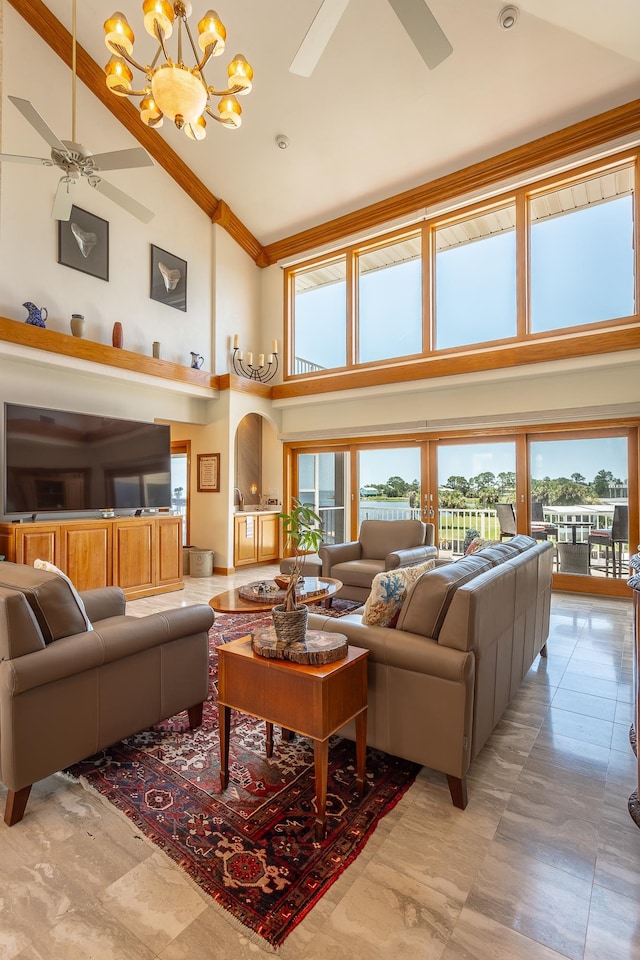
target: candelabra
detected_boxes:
[231,336,278,383]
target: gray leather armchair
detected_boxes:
[0,562,214,825]
[319,519,437,603]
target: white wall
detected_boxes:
[212,226,262,375]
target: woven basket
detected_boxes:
[271,603,308,646]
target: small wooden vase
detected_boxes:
[112,321,123,349]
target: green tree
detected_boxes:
[444,475,470,495]
[592,469,615,496]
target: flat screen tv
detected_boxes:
[3,403,171,515]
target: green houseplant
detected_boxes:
[272,498,324,645]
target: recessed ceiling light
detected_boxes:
[275,134,290,150]
[498,5,519,30]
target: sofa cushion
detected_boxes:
[396,554,492,640]
[362,559,436,627]
[332,558,386,589]
[0,561,91,644]
[34,559,93,633]
[472,542,520,565]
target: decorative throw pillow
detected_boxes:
[462,529,480,554]
[464,537,501,555]
[362,559,435,628]
[33,559,93,632]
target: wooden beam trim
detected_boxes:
[8,0,265,265]
[271,325,640,400]
[217,373,274,398]
[263,98,640,265]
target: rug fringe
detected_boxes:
[60,770,279,953]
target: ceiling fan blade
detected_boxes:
[52,178,76,221]
[387,0,453,69]
[0,152,51,165]
[8,96,68,152]
[92,177,154,223]
[90,147,154,172]
[290,0,351,77]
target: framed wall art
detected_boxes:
[58,206,109,281]
[150,244,187,311]
[197,453,220,492]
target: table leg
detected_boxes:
[355,708,367,796]
[265,721,274,758]
[313,739,329,841]
[219,704,230,790]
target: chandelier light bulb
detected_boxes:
[198,11,226,54]
[142,0,174,39]
[104,4,253,137]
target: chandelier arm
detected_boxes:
[109,84,151,98]
[207,84,245,97]
[195,45,217,74]
[153,20,171,64]
[109,42,151,75]
[204,107,234,126]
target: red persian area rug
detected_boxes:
[66,604,421,947]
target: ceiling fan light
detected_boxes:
[104,12,134,56]
[198,11,226,55]
[218,95,241,127]
[151,63,207,123]
[105,56,133,95]
[227,54,253,94]
[140,94,164,126]
[142,0,174,40]
[185,115,207,140]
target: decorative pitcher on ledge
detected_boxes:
[23,302,48,327]
[190,352,204,369]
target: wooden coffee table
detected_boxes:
[217,635,368,840]
[209,576,342,613]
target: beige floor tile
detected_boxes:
[583,884,640,960]
[441,905,571,959]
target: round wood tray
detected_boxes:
[251,628,348,664]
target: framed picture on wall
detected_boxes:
[197,453,220,492]
[58,206,109,281]
[150,244,187,311]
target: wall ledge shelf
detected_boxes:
[0,316,219,396]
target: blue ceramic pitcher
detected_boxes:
[23,302,48,327]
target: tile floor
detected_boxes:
[1,569,639,960]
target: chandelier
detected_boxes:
[103,2,253,140]
[232,336,279,383]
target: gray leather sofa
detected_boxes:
[319,519,437,603]
[0,562,214,825]
[308,535,553,808]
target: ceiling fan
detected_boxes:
[290,0,453,77]
[0,0,154,223]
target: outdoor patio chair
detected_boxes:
[530,501,558,541]
[496,503,517,540]
[588,504,629,577]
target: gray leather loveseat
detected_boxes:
[309,535,553,808]
[0,562,214,825]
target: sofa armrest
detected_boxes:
[2,605,214,695]
[80,587,126,623]
[319,541,362,572]
[385,545,438,570]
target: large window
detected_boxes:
[435,205,517,350]
[286,157,637,380]
[358,236,422,363]
[529,167,635,332]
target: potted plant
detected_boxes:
[272,498,324,644]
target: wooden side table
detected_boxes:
[218,636,369,840]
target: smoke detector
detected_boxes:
[275,134,290,150]
[498,5,519,29]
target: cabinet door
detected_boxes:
[62,523,111,591]
[258,513,279,562]
[113,519,155,592]
[15,525,61,567]
[156,516,182,586]
[234,515,258,565]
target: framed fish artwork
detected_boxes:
[57,206,109,282]
[150,244,187,312]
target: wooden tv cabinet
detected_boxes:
[0,515,183,601]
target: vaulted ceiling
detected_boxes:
[7,1,640,264]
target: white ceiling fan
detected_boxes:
[290,0,453,77]
[0,0,154,223]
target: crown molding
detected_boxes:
[7,0,266,266]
